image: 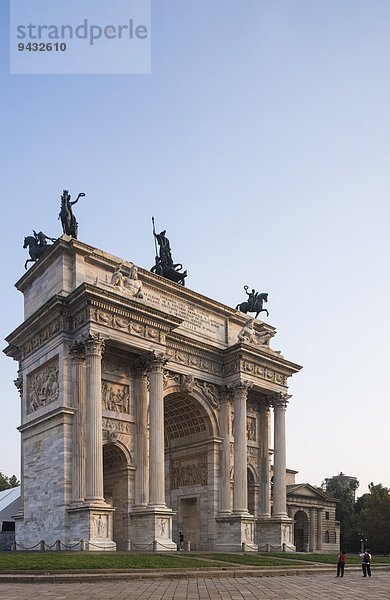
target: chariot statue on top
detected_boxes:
[150,217,187,286]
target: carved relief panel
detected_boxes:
[102,380,130,414]
[171,454,208,489]
[27,357,59,413]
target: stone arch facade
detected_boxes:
[5,238,302,552]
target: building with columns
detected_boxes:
[5,237,305,551]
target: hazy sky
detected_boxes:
[1,1,389,497]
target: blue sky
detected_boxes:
[1,0,389,495]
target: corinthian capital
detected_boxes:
[84,333,105,357]
[232,380,253,400]
[272,392,292,409]
[148,350,169,371]
[69,339,86,360]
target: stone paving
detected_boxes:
[0,571,389,600]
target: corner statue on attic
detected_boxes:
[150,217,187,286]
[59,189,85,238]
[236,285,269,319]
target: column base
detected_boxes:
[67,503,116,551]
[130,506,177,551]
[256,516,295,552]
[215,515,257,552]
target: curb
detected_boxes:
[3,566,390,584]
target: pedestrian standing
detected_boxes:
[360,549,372,577]
[336,549,346,577]
[179,530,184,551]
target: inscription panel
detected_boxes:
[143,287,226,342]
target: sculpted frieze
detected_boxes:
[27,358,59,413]
[102,417,132,435]
[166,347,222,375]
[171,454,208,488]
[231,415,257,441]
[102,356,130,378]
[92,309,164,342]
[21,318,63,358]
[242,360,288,386]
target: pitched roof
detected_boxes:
[0,486,21,516]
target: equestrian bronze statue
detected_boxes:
[236,286,269,318]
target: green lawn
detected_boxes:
[259,552,390,565]
[1,551,389,572]
[195,553,313,567]
[0,552,216,571]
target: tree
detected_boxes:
[321,473,360,550]
[356,484,390,554]
[0,471,20,491]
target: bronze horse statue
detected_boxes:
[236,289,269,318]
[23,233,55,270]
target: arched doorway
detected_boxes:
[294,510,309,552]
[103,443,131,550]
[247,468,255,516]
[164,391,217,550]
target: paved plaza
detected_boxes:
[0,571,389,600]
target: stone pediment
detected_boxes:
[287,483,332,502]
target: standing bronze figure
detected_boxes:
[59,190,85,238]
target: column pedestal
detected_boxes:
[256,516,295,552]
[215,515,257,552]
[130,507,177,551]
[67,504,116,551]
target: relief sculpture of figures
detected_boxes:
[23,230,57,270]
[59,189,85,238]
[150,217,187,285]
[236,285,269,319]
[110,264,144,298]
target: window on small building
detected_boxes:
[325,511,330,520]
[324,530,330,543]
[1,522,15,532]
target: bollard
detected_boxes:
[184,541,190,552]
[127,540,131,552]
[80,539,85,551]
[11,542,16,552]
[241,542,246,552]
[55,539,61,551]
[282,542,287,552]
[40,540,45,552]
[152,540,158,552]
[266,542,270,552]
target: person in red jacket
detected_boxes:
[336,550,346,577]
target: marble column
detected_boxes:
[310,507,316,552]
[258,400,271,517]
[233,381,252,515]
[148,352,169,508]
[219,388,232,514]
[70,341,87,503]
[317,508,323,550]
[272,394,290,517]
[85,334,105,503]
[135,361,149,508]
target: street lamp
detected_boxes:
[359,534,367,553]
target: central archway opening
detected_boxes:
[164,392,216,550]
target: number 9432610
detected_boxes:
[18,42,67,52]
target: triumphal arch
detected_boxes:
[5,237,301,551]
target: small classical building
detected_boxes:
[286,471,339,553]
[5,237,309,551]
